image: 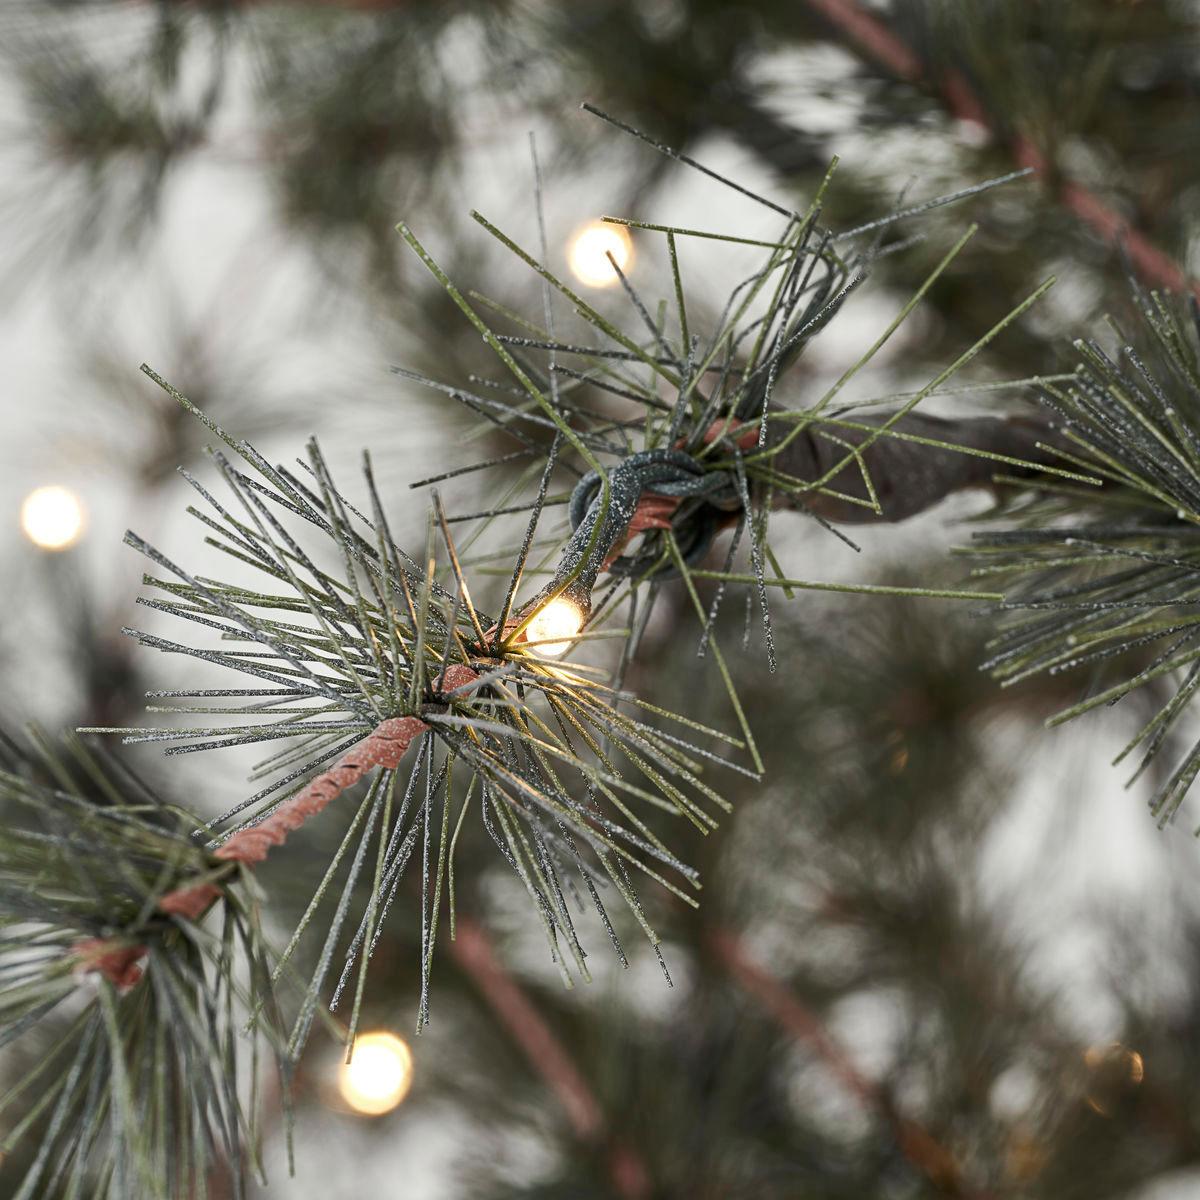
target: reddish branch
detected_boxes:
[72,938,147,993]
[802,0,1198,299]
[601,494,680,568]
[215,715,431,863]
[804,0,924,80]
[207,664,482,865]
[451,920,603,1138]
[437,663,482,693]
[696,418,760,451]
[450,918,651,1199]
[156,664,484,922]
[711,928,990,1199]
[159,882,225,919]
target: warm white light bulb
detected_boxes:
[21,486,85,550]
[338,1032,413,1115]
[568,223,633,287]
[525,598,583,657]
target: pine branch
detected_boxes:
[769,409,1077,524]
[85,376,746,1038]
[400,123,1066,684]
[968,289,1200,827]
[800,0,1199,300]
[712,926,994,1200]
[0,730,286,1199]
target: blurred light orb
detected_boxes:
[1127,1049,1145,1083]
[21,486,84,550]
[1082,1042,1144,1115]
[339,1032,413,1115]
[568,223,633,287]
[525,597,583,657]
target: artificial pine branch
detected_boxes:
[84,374,746,1038]
[0,729,285,1199]
[399,115,1073,697]
[968,289,1200,826]
[65,126,1065,1081]
[3,8,1199,1198]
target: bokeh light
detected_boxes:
[568,223,633,287]
[338,1032,414,1115]
[21,486,84,550]
[1083,1042,1144,1115]
[524,597,583,657]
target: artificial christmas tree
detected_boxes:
[2,3,1199,1197]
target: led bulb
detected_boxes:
[338,1032,413,1115]
[525,598,583,657]
[21,486,84,550]
[568,223,632,287]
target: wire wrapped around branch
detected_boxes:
[537,410,1067,612]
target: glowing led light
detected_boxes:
[524,598,583,657]
[568,223,633,287]
[21,486,84,550]
[338,1032,413,1115]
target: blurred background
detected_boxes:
[2,1,1200,1196]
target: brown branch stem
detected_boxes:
[214,715,431,864]
[801,0,1198,300]
[155,665,486,926]
[159,881,225,919]
[450,918,651,1199]
[217,659,481,863]
[71,938,147,994]
[769,410,1069,523]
